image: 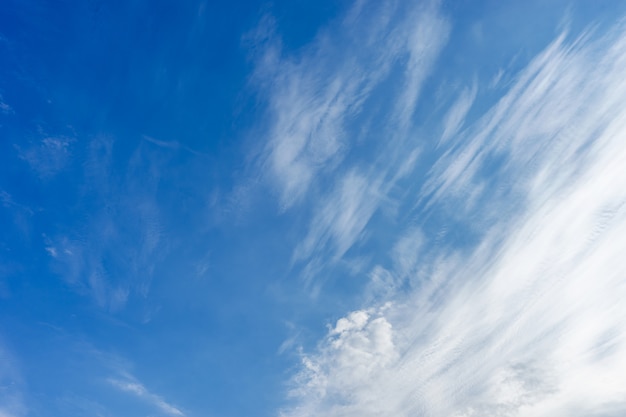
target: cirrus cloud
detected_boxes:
[280,17,626,417]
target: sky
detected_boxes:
[1,1,626,416]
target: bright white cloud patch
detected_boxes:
[288,308,397,410]
[280,20,626,417]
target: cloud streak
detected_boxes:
[280,19,626,417]
[108,374,184,417]
[42,136,167,311]
[249,1,451,293]
[251,0,449,211]
[0,340,25,417]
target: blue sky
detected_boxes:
[2,1,626,416]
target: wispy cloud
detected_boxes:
[0,340,26,417]
[44,136,166,311]
[248,1,450,293]
[0,95,12,115]
[280,20,626,417]
[439,82,477,146]
[108,374,184,416]
[250,0,449,211]
[293,169,382,264]
[142,135,207,156]
[17,135,74,180]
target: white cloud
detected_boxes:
[391,226,424,280]
[248,1,452,290]
[0,341,26,417]
[18,136,73,179]
[280,21,626,417]
[393,5,449,131]
[142,135,206,156]
[108,375,184,417]
[43,137,166,311]
[439,83,477,146]
[0,96,12,114]
[294,170,382,263]
[287,308,397,413]
[250,0,449,210]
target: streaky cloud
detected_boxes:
[0,95,12,114]
[108,374,185,417]
[0,341,25,417]
[439,83,477,147]
[250,0,449,210]
[43,136,166,311]
[142,135,207,157]
[248,1,451,292]
[281,20,626,417]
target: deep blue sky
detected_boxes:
[2,1,626,417]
